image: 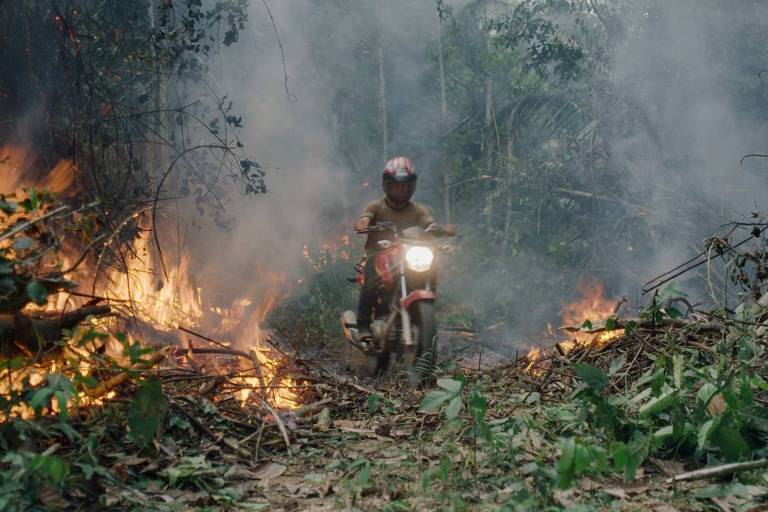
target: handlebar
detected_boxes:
[355,221,396,234]
[355,222,457,238]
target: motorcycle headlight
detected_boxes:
[405,246,434,272]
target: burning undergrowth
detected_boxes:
[522,280,627,376]
[0,143,309,424]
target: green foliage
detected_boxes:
[0,451,70,511]
[420,377,465,420]
[490,0,586,80]
[555,436,608,489]
[565,345,768,487]
[0,191,76,314]
[127,377,168,449]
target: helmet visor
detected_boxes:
[384,176,416,202]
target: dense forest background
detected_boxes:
[4,0,768,341]
[244,0,768,341]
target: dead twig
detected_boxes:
[0,205,69,242]
[87,346,172,399]
[667,459,768,483]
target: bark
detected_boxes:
[0,305,112,357]
[437,14,451,224]
[377,43,389,157]
[376,0,388,157]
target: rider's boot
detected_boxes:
[357,323,372,349]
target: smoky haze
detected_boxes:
[174,0,768,346]
[185,0,454,320]
[609,0,768,294]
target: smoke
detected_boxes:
[179,0,456,312]
[608,0,768,290]
[169,0,768,345]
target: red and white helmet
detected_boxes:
[382,156,417,204]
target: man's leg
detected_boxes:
[357,258,379,337]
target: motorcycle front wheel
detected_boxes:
[366,352,390,378]
[406,301,438,387]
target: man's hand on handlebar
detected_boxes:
[354,216,371,233]
[426,223,457,237]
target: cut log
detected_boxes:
[560,317,722,334]
[0,305,112,357]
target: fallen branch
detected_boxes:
[171,399,252,458]
[560,317,722,334]
[87,346,172,399]
[1,305,112,356]
[293,397,333,418]
[667,459,768,483]
[0,205,69,242]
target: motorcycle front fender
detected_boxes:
[400,289,436,311]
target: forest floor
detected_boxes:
[5,321,768,511]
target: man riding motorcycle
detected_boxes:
[354,157,454,340]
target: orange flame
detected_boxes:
[525,281,625,375]
[234,274,299,409]
[0,144,75,195]
[0,144,301,418]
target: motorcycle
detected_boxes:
[341,222,454,386]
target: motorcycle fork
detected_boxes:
[399,249,415,347]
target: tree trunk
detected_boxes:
[437,13,451,224]
[0,305,112,358]
[376,0,389,158]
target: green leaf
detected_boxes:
[624,320,638,336]
[581,319,593,330]
[653,425,674,441]
[612,431,649,481]
[31,455,69,484]
[611,442,629,473]
[25,281,48,305]
[419,390,453,413]
[697,383,718,405]
[695,482,754,499]
[666,306,683,319]
[556,437,576,489]
[445,395,463,420]
[605,317,617,330]
[355,464,370,488]
[128,376,167,448]
[54,390,69,420]
[468,388,487,422]
[558,437,576,471]
[572,363,608,392]
[436,378,463,394]
[638,390,677,416]
[574,443,591,473]
[368,393,381,414]
[711,425,751,461]
[168,415,192,431]
[77,463,96,480]
[673,354,684,389]
[697,418,718,450]
[29,387,54,413]
[650,368,666,396]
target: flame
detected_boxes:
[234,274,299,410]
[1,144,302,419]
[102,227,204,329]
[0,144,75,194]
[525,280,625,375]
[303,231,352,271]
